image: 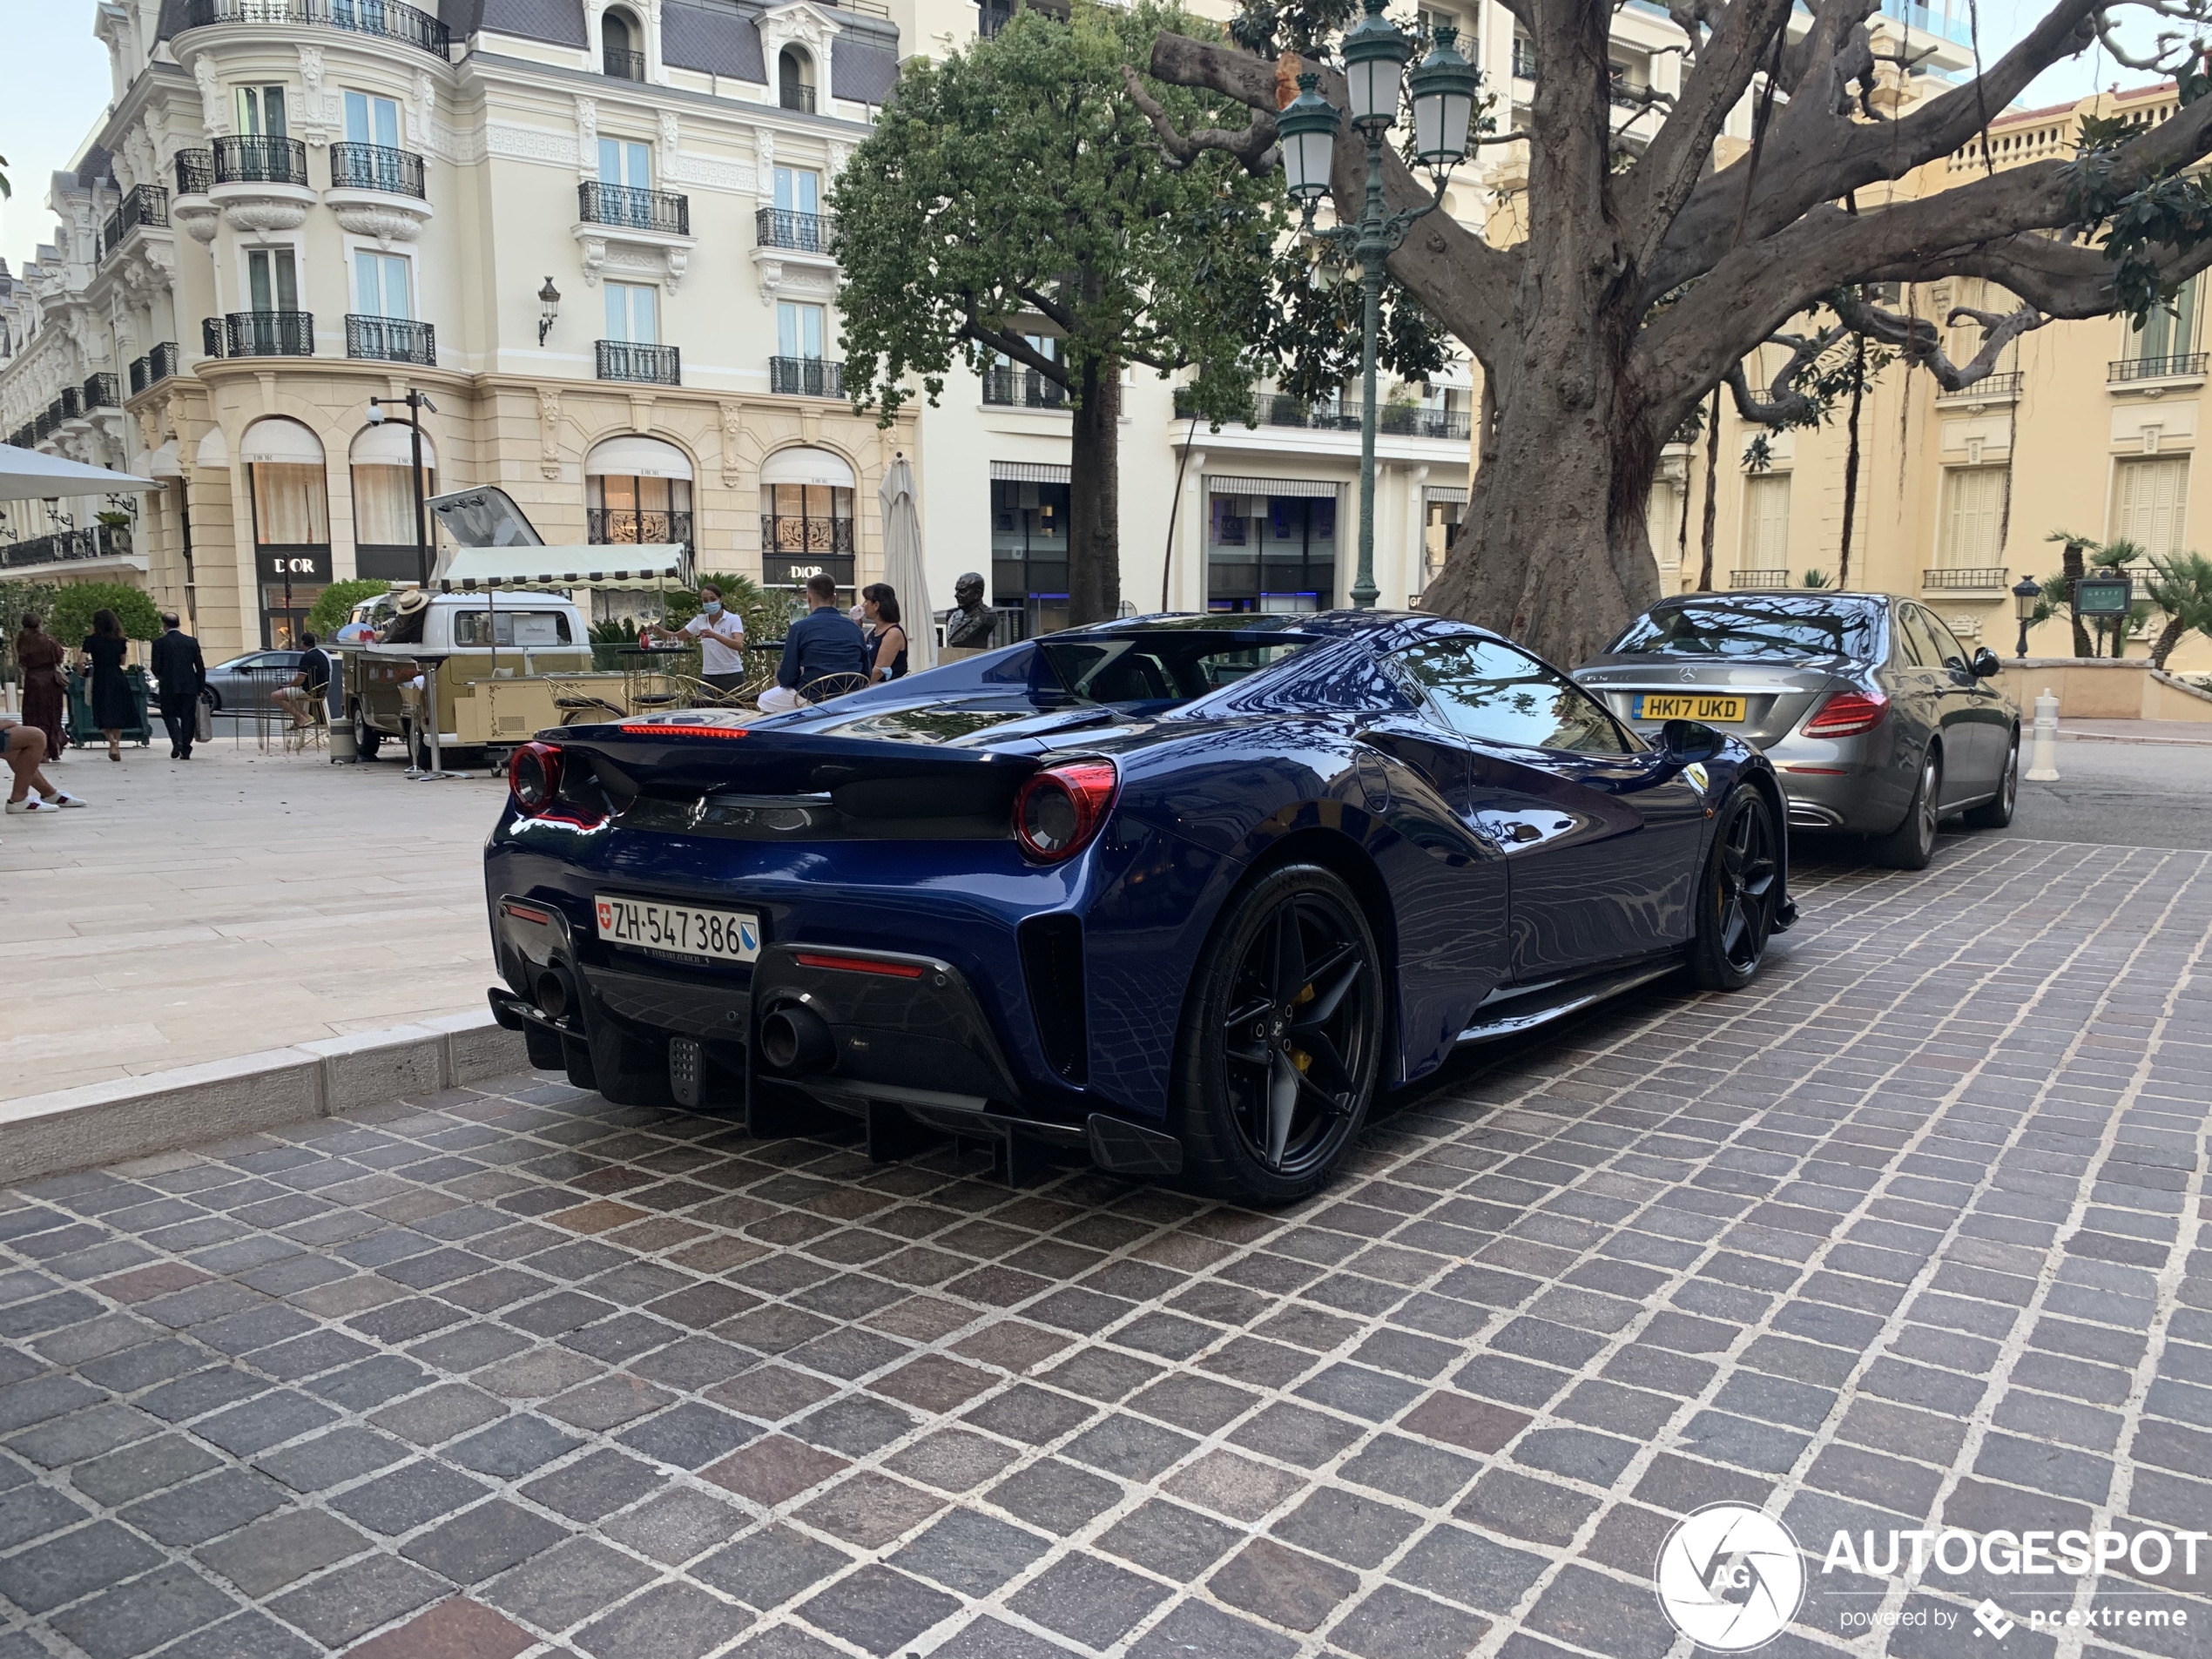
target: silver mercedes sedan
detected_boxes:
[1573,591,2020,869]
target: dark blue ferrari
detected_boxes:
[484,612,1794,1204]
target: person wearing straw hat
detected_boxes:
[378,589,431,645]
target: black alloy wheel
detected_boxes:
[1688,785,1779,991]
[1175,865,1382,1202]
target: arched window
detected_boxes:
[603,9,644,80]
[586,435,693,548]
[241,417,331,647]
[350,421,439,583]
[760,446,854,597]
[779,48,815,112]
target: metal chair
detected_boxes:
[799,671,871,705]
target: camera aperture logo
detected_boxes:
[1656,1504,1806,1651]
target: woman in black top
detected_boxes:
[860,583,907,683]
[79,610,133,761]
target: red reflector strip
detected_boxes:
[794,952,927,979]
[502,902,554,924]
[621,724,749,738]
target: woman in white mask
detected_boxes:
[644,583,747,704]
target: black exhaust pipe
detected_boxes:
[759,1003,835,1074]
[535,965,579,1023]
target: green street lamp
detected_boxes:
[1283,2,1477,606]
[2012,572,2042,659]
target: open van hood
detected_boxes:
[425,485,691,592]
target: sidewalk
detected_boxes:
[0,735,505,1102]
[2058,717,2212,745]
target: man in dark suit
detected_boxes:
[150,613,206,759]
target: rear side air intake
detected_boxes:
[1019,914,1088,1083]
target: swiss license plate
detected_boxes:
[1635,693,1747,723]
[595,894,760,963]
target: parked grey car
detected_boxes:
[1573,592,2018,868]
[198,650,305,718]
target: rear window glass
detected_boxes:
[1608,599,1878,661]
[452,610,573,646]
[1038,636,1308,705]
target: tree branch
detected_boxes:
[1827,288,2050,387]
[1118,64,1278,173]
[1725,325,1846,425]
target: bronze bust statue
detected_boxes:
[944,572,997,650]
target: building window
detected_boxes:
[1740,472,1791,570]
[247,246,300,313]
[992,476,1070,636]
[774,166,819,217]
[2127,273,2200,365]
[603,8,645,79]
[779,48,816,113]
[1422,493,1466,594]
[1208,491,1338,612]
[343,91,400,149]
[236,84,288,138]
[1416,4,1461,39]
[777,300,826,361]
[243,418,331,648]
[351,422,436,583]
[589,473,692,547]
[354,250,410,320]
[2110,455,2191,557]
[1937,466,2007,568]
[604,280,658,345]
[599,137,651,190]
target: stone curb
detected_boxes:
[2057,728,2212,747]
[0,1008,528,1185]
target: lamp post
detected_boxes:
[1277,2,1475,607]
[367,389,438,587]
[2012,573,2042,660]
[537,278,562,347]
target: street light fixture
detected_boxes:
[537,277,562,347]
[1279,0,1477,607]
[2012,573,2042,659]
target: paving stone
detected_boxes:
[1127,1597,1301,1659]
[890,1507,1050,1596]
[265,1554,448,1650]
[347,1595,536,1659]
[988,1456,1124,1534]
[697,1523,855,1608]
[329,1460,492,1534]
[197,1508,371,1596]
[792,1469,947,1548]
[46,1560,238,1659]
[121,1467,292,1547]
[1008,1550,1175,1646]
[795,1562,959,1655]
[480,1536,656,1635]
[522,1447,667,1521]
[445,1413,584,1476]
[1211,1536,1362,1632]
[1330,1582,1492,1659]
[601,1487,750,1567]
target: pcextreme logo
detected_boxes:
[1655,1504,1806,1651]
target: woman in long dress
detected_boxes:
[13,615,69,760]
[79,609,134,762]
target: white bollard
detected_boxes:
[2025,688,2060,781]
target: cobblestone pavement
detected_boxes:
[1,836,2207,1659]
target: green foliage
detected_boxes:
[0,581,60,678]
[2141,550,2212,668]
[1801,570,1832,588]
[2035,530,2152,656]
[589,617,640,646]
[1225,0,1356,56]
[2061,72,2212,332]
[49,583,163,644]
[307,579,389,637]
[1258,243,1453,407]
[832,2,1287,434]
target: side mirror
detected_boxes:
[1971,646,2002,678]
[1658,718,1724,767]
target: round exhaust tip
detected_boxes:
[535,968,574,1022]
[760,1004,835,1074]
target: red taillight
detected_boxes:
[1014,760,1118,863]
[509,742,563,815]
[793,952,926,978]
[619,723,748,739]
[1800,689,1890,738]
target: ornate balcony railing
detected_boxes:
[329,143,425,198]
[1923,566,2010,590]
[771,356,844,398]
[32,410,57,441]
[596,340,681,385]
[175,0,451,57]
[604,45,645,80]
[1935,371,2023,401]
[755,207,832,253]
[588,509,694,547]
[212,135,310,187]
[761,514,857,555]
[1729,569,1792,589]
[979,1,1014,33]
[0,524,132,571]
[577,180,690,236]
[100,185,169,260]
[57,388,84,421]
[780,82,818,113]
[345,315,435,365]
[83,373,121,410]
[983,366,1066,408]
[207,311,315,358]
[149,341,182,383]
[174,150,214,196]
[7,427,31,450]
[2109,352,2208,382]
[1177,388,1472,440]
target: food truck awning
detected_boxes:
[435,545,691,591]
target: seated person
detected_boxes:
[274,633,334,729]
[759,573,868,714]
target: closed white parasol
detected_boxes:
[878,454,934,671]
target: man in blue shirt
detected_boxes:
[759,572,868,713]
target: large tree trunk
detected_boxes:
[1069,354,1123,626]
[2061,541,2093,658]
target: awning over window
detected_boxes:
[239,417,326,465]
[584,435,694,480]
[195,427,229,470]
[761,446,856,489]
[1207,475,1339,498]
[989,461,1070,483]
[351,422,439,469]
[435,545,692,592]
[1423,484,1469,504]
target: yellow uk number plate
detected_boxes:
[1635,693,1747,723]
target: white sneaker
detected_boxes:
[41,792,87,808]
[4,796,61,814]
